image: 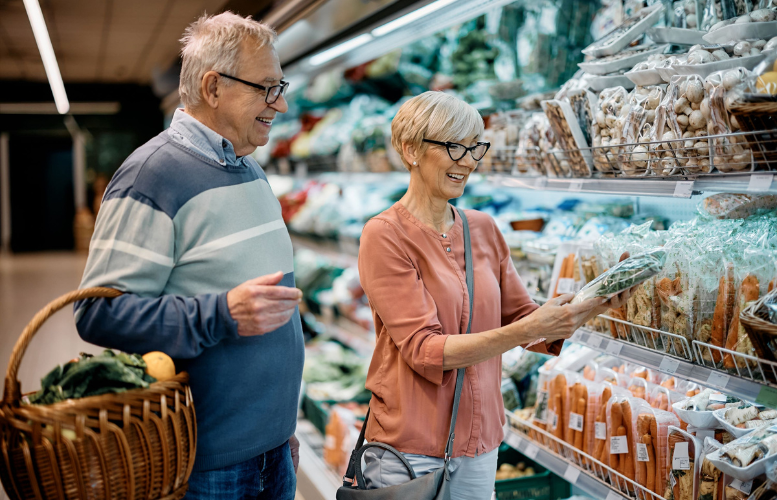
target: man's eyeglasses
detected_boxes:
[218,73,289,104]
[422,139,491,162]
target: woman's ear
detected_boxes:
[402,142,418,167]
[200,71,220,109]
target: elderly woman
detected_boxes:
[357,91,631,498]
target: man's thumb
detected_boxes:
[247,271,284,286]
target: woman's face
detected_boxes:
[416,137,480,201]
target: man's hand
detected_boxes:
[227,271,303,336]
[290,434,300,473]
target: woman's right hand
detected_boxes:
[514,294,609,343]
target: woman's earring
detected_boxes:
[413,161,417,165]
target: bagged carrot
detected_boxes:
[628,377,649,400]
[588,382,630,475]
[634,405,681,496]
[724,273,759,370]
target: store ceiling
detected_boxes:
[0,0,239,84]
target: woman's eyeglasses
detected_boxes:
[422,139,490,162]
[217,73,289,104]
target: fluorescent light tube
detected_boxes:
[372,0,458,37]
[309,34,373,66]
[22,0,69,114]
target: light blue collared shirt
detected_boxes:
[167,108,252,169]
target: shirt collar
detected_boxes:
[169,108,242,167]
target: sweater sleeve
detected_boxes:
[74,190,238,359]
[495,220,564,356]
[358,219,449,385]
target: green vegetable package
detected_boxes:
[572,249,667,304]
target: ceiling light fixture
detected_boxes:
[22,0,69,114]
[309,33,373,66]
[371,0,458,37]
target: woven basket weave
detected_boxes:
[740,288,777,382]
[0,288,196,500]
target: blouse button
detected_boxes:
[442,234,447,238]
[446,247,451,253]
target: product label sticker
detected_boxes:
[606,341,623,356]
[756,385,777,408]
[569,412,584,432]
[673,181,694,198]
[671,474,677,488]
[596,422,607,440]
[505,432,522,451]
[589,335,603,349]
[706,372,730,390]
[709,393,727,403]
[557,278,576,295]
[524,444,539,459]
[569,180,583,192]
[610,435,629,454]
[563,465,580,484]
[747,174,773,193]
[637,443,649,462]
[659,356,680,375]
[535,391,549,423]
[548,410,558,430]
[730,479,753,494]
[672,442,690,470]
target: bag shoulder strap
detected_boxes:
[342,207,474,485]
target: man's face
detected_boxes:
[218,41,288,154]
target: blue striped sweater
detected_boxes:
[75,109,304,471]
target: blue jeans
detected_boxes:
[186,441,296,500]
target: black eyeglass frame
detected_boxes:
[422,139,491,162]
[217,73,289,104]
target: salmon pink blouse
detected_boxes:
[357,203,562,459]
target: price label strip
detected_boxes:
[748,174,773,193]
[606,492,626,500]
[505,432,522,451]
[589,335,603,349]
[606,341,623,356]
[674,181,694,198]
[672,442,690,470]
[569,180,583,192]
[524,444,539,459]
[659,356,680,375]
[563,465,580,484]
[706,371,730,390]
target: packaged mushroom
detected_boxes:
[618,85,665,177]
[515,113,549,175]
[592,87,630,174]
[704,68,758,173]
[541,99,594,178]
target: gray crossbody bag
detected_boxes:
[337,207,474,500]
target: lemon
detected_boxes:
[757,72,777,94]
[143,351,176,381]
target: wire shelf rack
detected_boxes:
[693,340,777,385]
[505,411,665,500]
[587,315,695,361]
[549,129,777,179]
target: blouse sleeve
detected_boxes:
[358,218,450,385]
[495,220,564,356]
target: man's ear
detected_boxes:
[201,71,220,109]
[402,142,419,167]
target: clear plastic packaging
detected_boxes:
[698,437,724,500]
[634,406,682,496]
[705,68,758,172]
[673,388,741,428]
[606,396,652,491]
[588,382,631,475]
[592,87,630,174]
[667,426,702,500]
[515,113,550,175]
[713,404,777,438]
[573,249,667,304]
[700,194,777,220]
[707,425,777,480]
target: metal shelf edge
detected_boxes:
[296,427,342,500]
[502,425,628,500]
[570,329,777,408]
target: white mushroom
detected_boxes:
[766,37,777,52]
[689,110,706,129]
[710,19,733,32]
[695,141,710,157]
[734,41,752,56]
[677,114,690,128]
[735,14,752,24]
[687,14,698,28]
[750,8,776,22]
[723,69,744,90]
[687,80,705,103]
[674,97,689,114]
[754,39,767,49]
[632,146,649,168]
[712,50,730,61]
[750,47,762,57]
[730,114,740,130]
[700,98,711,119]
[596,110,606,128]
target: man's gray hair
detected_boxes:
[179,12,277,109]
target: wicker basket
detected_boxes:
[740,289,777,381]
[0,288,197,500]
[727,99,777,170]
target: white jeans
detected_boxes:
[361,447,498,500]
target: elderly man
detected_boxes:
[75,12,302,499]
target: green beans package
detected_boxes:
[572,249,667,304]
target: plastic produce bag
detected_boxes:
[635,405,681,496]
[573,249,667,304]
[705,69,759,172]
[700,194,777,220]
[593,87,630,174]
[667,426,702,500]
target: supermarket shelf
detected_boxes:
[323,316,375,357]
[502,420,630,500]
[296,419,342,500]
[487,172,776,198]
[570,328,777,409]
[290,233,358,268]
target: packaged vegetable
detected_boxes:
[592,87,630,174]
[700,194,777,220]
[607,396,652,492]
[698,437,724,500]
[714,404,777,438]
[588,382,631,476]
[674,389,739,428]
[515,113,550,175]
[634,405,681,496]
[707,425,777,480]
[667,426,702,500]
[573,249,667,304]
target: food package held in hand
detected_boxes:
[572,249,667,304]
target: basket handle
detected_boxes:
[3,287,123,406]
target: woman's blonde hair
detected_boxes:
[179,12,277,109]
[391,91,484,170]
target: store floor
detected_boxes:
[0,251,306,500]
